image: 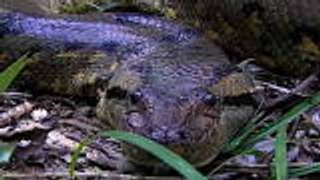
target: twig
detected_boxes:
[0,92,32,98]
[216,162,320,175]
[288,117,301,139]
[60,119,101,133]
[265,73,318,108]
[1,171,180,180]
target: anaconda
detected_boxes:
[0,11,255,167]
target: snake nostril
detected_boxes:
[127,111,145,128]
[167,129,184,141]
[150,128,166,142]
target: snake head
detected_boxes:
[97,86,223,166]
[96,70,256,167]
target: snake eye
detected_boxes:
[202,94,217,106]
[130,91,143,104]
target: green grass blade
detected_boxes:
[204,90,320,177]
[242,91,320,148]
[69,138,91,179]
[0,142,15,163]
[223,112,265,153]
[214,91,320,176]
[289,163,320,178]
[0,53,29,92]
[273,125,288,180]
[99,131,207,180]
[69,131,207,180]
[0,54,29,165]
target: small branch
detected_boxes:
[0,92,32,98]
[215,162,320,175]
[1,171,179,180]
[265,73,318,108]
